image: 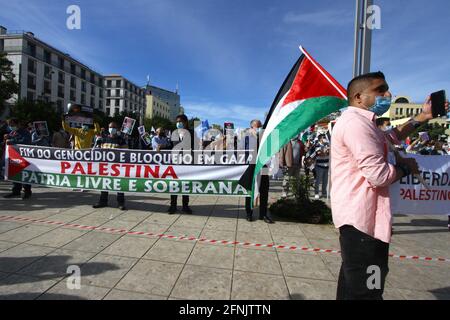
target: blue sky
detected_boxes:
[1,0,449,128]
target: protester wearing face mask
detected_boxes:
[62,116,100,150]
[168,114,194,214]
[92,122,128,210]
[51,124,70,148]
[375,117,392,132]
[3,118,33,200]
[331,71,449,300]
[312,134,330,200]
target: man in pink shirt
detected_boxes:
[331,71,448,300]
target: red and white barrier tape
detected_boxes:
[0,215,449,263]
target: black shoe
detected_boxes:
[4,193,21,199]
[263,216,275,224]
[93,203,108,209]
[246,214,253,222]
[22,192,32,200]
[182,206,193,214]
[118,204,126,211]
[168,206,177,215]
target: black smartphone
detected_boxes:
[430,90,446,117]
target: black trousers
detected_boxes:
[12,183,31,194]
[337,225,390,300]
[171,195,189,207]
[99,191,124,205]
[245,174,269,217]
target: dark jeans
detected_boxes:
[99,191,124,205]
[171,195,189,207]
[337,225,390,300]
[245,173,269,217]
[12,183,31,194]
[314,166,328,196]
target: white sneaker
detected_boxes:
[314,194,320,200]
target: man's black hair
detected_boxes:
[347,71,386,101]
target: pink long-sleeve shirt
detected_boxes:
[330,107,398,243]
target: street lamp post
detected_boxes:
[353,0,373,77]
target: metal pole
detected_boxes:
[360,0,373,75]
[353,0,362,78]
[353,0,373,77]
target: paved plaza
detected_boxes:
[0,181,449,300]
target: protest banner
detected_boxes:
[64,104,94,129]
[121,117,136,135]
[33,121,49,137]
[390,154,450,215]
[5,144,254,197]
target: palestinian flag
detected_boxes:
[249,46,348,204]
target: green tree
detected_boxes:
[0,52,19,113]
[11,99,61,133]
[144,116,175,132]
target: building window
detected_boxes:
[70,90,76,101]
[58,71,65,84]
[106,99,111,106]
[99,90,103,98]
[99,100,103,109]
[115,108,119,115]
[116,80,121,88]
[81,69,86,80]
[115,99,120,107]
[44,65,52,79]
[70,77,76,89]
[107,80,112,87]
[28,58,36,73]
[58,56,64,69]
[115,89,120,97]
[57,100,64,113]
[58,86,64,98]
[27,91,34,101]
[44,50,51,64]
[70,63,76,75]
[106,108,110,116]
[90,97,95,108]
[81,94,85,105]
[44,80,51,94]
[27,75,36,90]
[81,81,86,92]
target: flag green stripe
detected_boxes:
[255,96,347,178]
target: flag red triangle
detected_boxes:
[7,146,30,178]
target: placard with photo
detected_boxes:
[121,117,136,136]
[33,121,50,137]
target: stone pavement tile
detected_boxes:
[100,219,141,231]
[170,265,232,300]
[0,274,58,300]
[383,288,407,300]
[0,222,24,234]
[268,222,306,237]
[385,264,445,292]
[285,277,337,300]
[0,241,18,253]
[43,214,85,223]
[396,288,449,300]
[57,206,96,217]
[17,248,97,280]
[26,228,88,248]
[211,205,239,218]
[101,235,157,258]
[270,235,314,252]
[172,215,208,228]
[166,226,203,238]
[237,220,270,234]
[231,271,290,300]
[234,248,283,275]
[0,244,55,273]
[81,254,138,288]
[104,289,167,300]
[141,213,179,225]
[299,224,339,240]
[187,243,234,270]
[236,232,275,251]
[318,253,342,280]
[38,282,110,300]
[62,232,122,253]
[131,221,171,235]
[116,210,152,222]
[307,238,341,251]
[200,229,236,242]
[65,216,111,228]
[115,259,184,296]
[278,252,335,281]
[204,217,237,232]
[143,239,195,264]
[0,224,56,243]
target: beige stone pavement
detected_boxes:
[0,181,449,300]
